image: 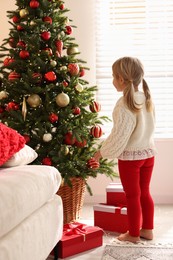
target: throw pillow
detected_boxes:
[2,145,38,167]
[0,123,25,166]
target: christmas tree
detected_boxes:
[0,0,116,194]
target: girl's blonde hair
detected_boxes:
[112,57,153,113]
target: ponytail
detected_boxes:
[142,79,153,112]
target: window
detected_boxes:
[95,0,173,138]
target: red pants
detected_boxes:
[118,157,154,237]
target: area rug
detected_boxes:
[102,244,173,260]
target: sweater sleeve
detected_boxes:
[100,101,136,160]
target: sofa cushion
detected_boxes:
[0,165,62,238]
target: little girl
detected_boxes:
[94,57,157,243]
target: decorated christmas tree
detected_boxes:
[0,0,116,194]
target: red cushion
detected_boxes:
[0,123,26,166]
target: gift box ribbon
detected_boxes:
[63,223,88,241]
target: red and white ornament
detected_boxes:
[8,71,21,81]
[41,31,51,41]
[30,0,40,9]
[3,57,15,67]
[32,72,42,83]
[68,63,80,76]
[87,158,100,169]
[44,71,57,82]
[89,101,101,113]
[19,50,30,59]
[90,125,103,138]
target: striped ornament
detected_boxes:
[87,158,100,169]
[8,71,21,81]
[89,101,101,113]
[90,125,103,138]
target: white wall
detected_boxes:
[1,0,173,204]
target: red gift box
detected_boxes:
[57,222,103,258]
[93,204,128,233]
[106,182,127,206]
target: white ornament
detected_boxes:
[43,133,52,142]
[0,90,8,100]
[75,83,84,92]
[51,127,57,133]
[50,60,57,67]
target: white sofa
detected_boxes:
[0,165,63,260]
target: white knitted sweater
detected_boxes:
[100,91,157,160]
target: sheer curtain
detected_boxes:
[95,0,173,138]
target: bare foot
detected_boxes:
[117,231,140,243]
[140,229,153,240]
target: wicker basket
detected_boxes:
[57,177,86,224]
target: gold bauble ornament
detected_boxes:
[75,83,84,92]
[19,9,29,18]
[27,94,41,108]
[56,92,70,107]
[30,20,36,26]
[67,47,79,55]
[60,145,69,155]
[0,90,8,100]
[22,97,27,121]
[50,60,57,67]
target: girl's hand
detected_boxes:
[93,150,102,161]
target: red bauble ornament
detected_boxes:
[64,132,76,145]
[9,38,17,48]
[23,134,30,143]
[19,50,30,59]
[68,63,80,76]
[87,158,100,169]
[62,80,68,87]
[49,113,59,123]
[12,16,20,23]
[73,107,81,115]
[89,101,101,113]
[6,102,19,111]
[59,4,65,10]
[42,157,52,166]
[90,125,103,138]
[41,31,51,41]
[30,0,40,9]
[44,71,57,82]
[75,139,87,148]
[65,26,73,35]
[17,41,26,49]
[55,40,63,56]
[43,16,52,24]
[43,47,53,56]
[17,25,24,31]
[3,57,15,67]
[79,68,85,77]
[8,71,21,81]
